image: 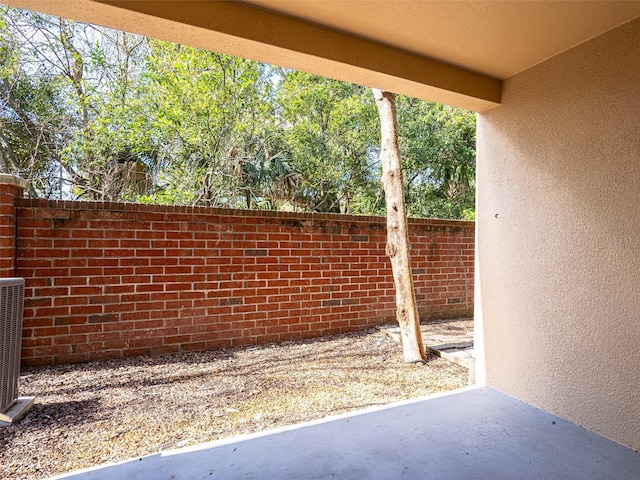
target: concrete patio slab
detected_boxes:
[49,387,640,480]
[381,324,475,368]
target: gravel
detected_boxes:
[1,319,471,480]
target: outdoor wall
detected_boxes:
[0,175,30,277]
[476,19,640,449]
[3,193,473,367]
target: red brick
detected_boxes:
[53,334,88,345]
[52,353,88,364]
[15,200,473,365]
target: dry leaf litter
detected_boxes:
[1,318,472,480]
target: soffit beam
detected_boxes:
[8,0,502,111]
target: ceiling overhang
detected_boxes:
[5,1,640,112]
[6,0,500,111]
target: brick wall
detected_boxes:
[4,183,473,366]
[0,175,29,277]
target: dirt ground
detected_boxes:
[0,318,472,480]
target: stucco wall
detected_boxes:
[476,19,640,449]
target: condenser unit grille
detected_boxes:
[0,278,25,413]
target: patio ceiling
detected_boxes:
[247,0,640,79]
[6,1,640,112]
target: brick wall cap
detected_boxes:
[0,174,30,191]
[14,196,475,229]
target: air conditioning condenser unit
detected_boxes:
[0,278,34,425]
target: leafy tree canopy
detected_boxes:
[0,6,476,219]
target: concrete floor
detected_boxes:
[51,387,640,480]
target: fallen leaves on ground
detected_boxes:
[1,319,470,480]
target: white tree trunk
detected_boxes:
[373,88,426,363]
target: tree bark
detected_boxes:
[373,88,426,363]
[0,129,19,174]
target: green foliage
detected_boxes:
[397,97,476,219]
[0,6,152,199]
[0,8,69,196]
[0,6,476,219]
[277,71,379,213]
[137,40,287,207]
